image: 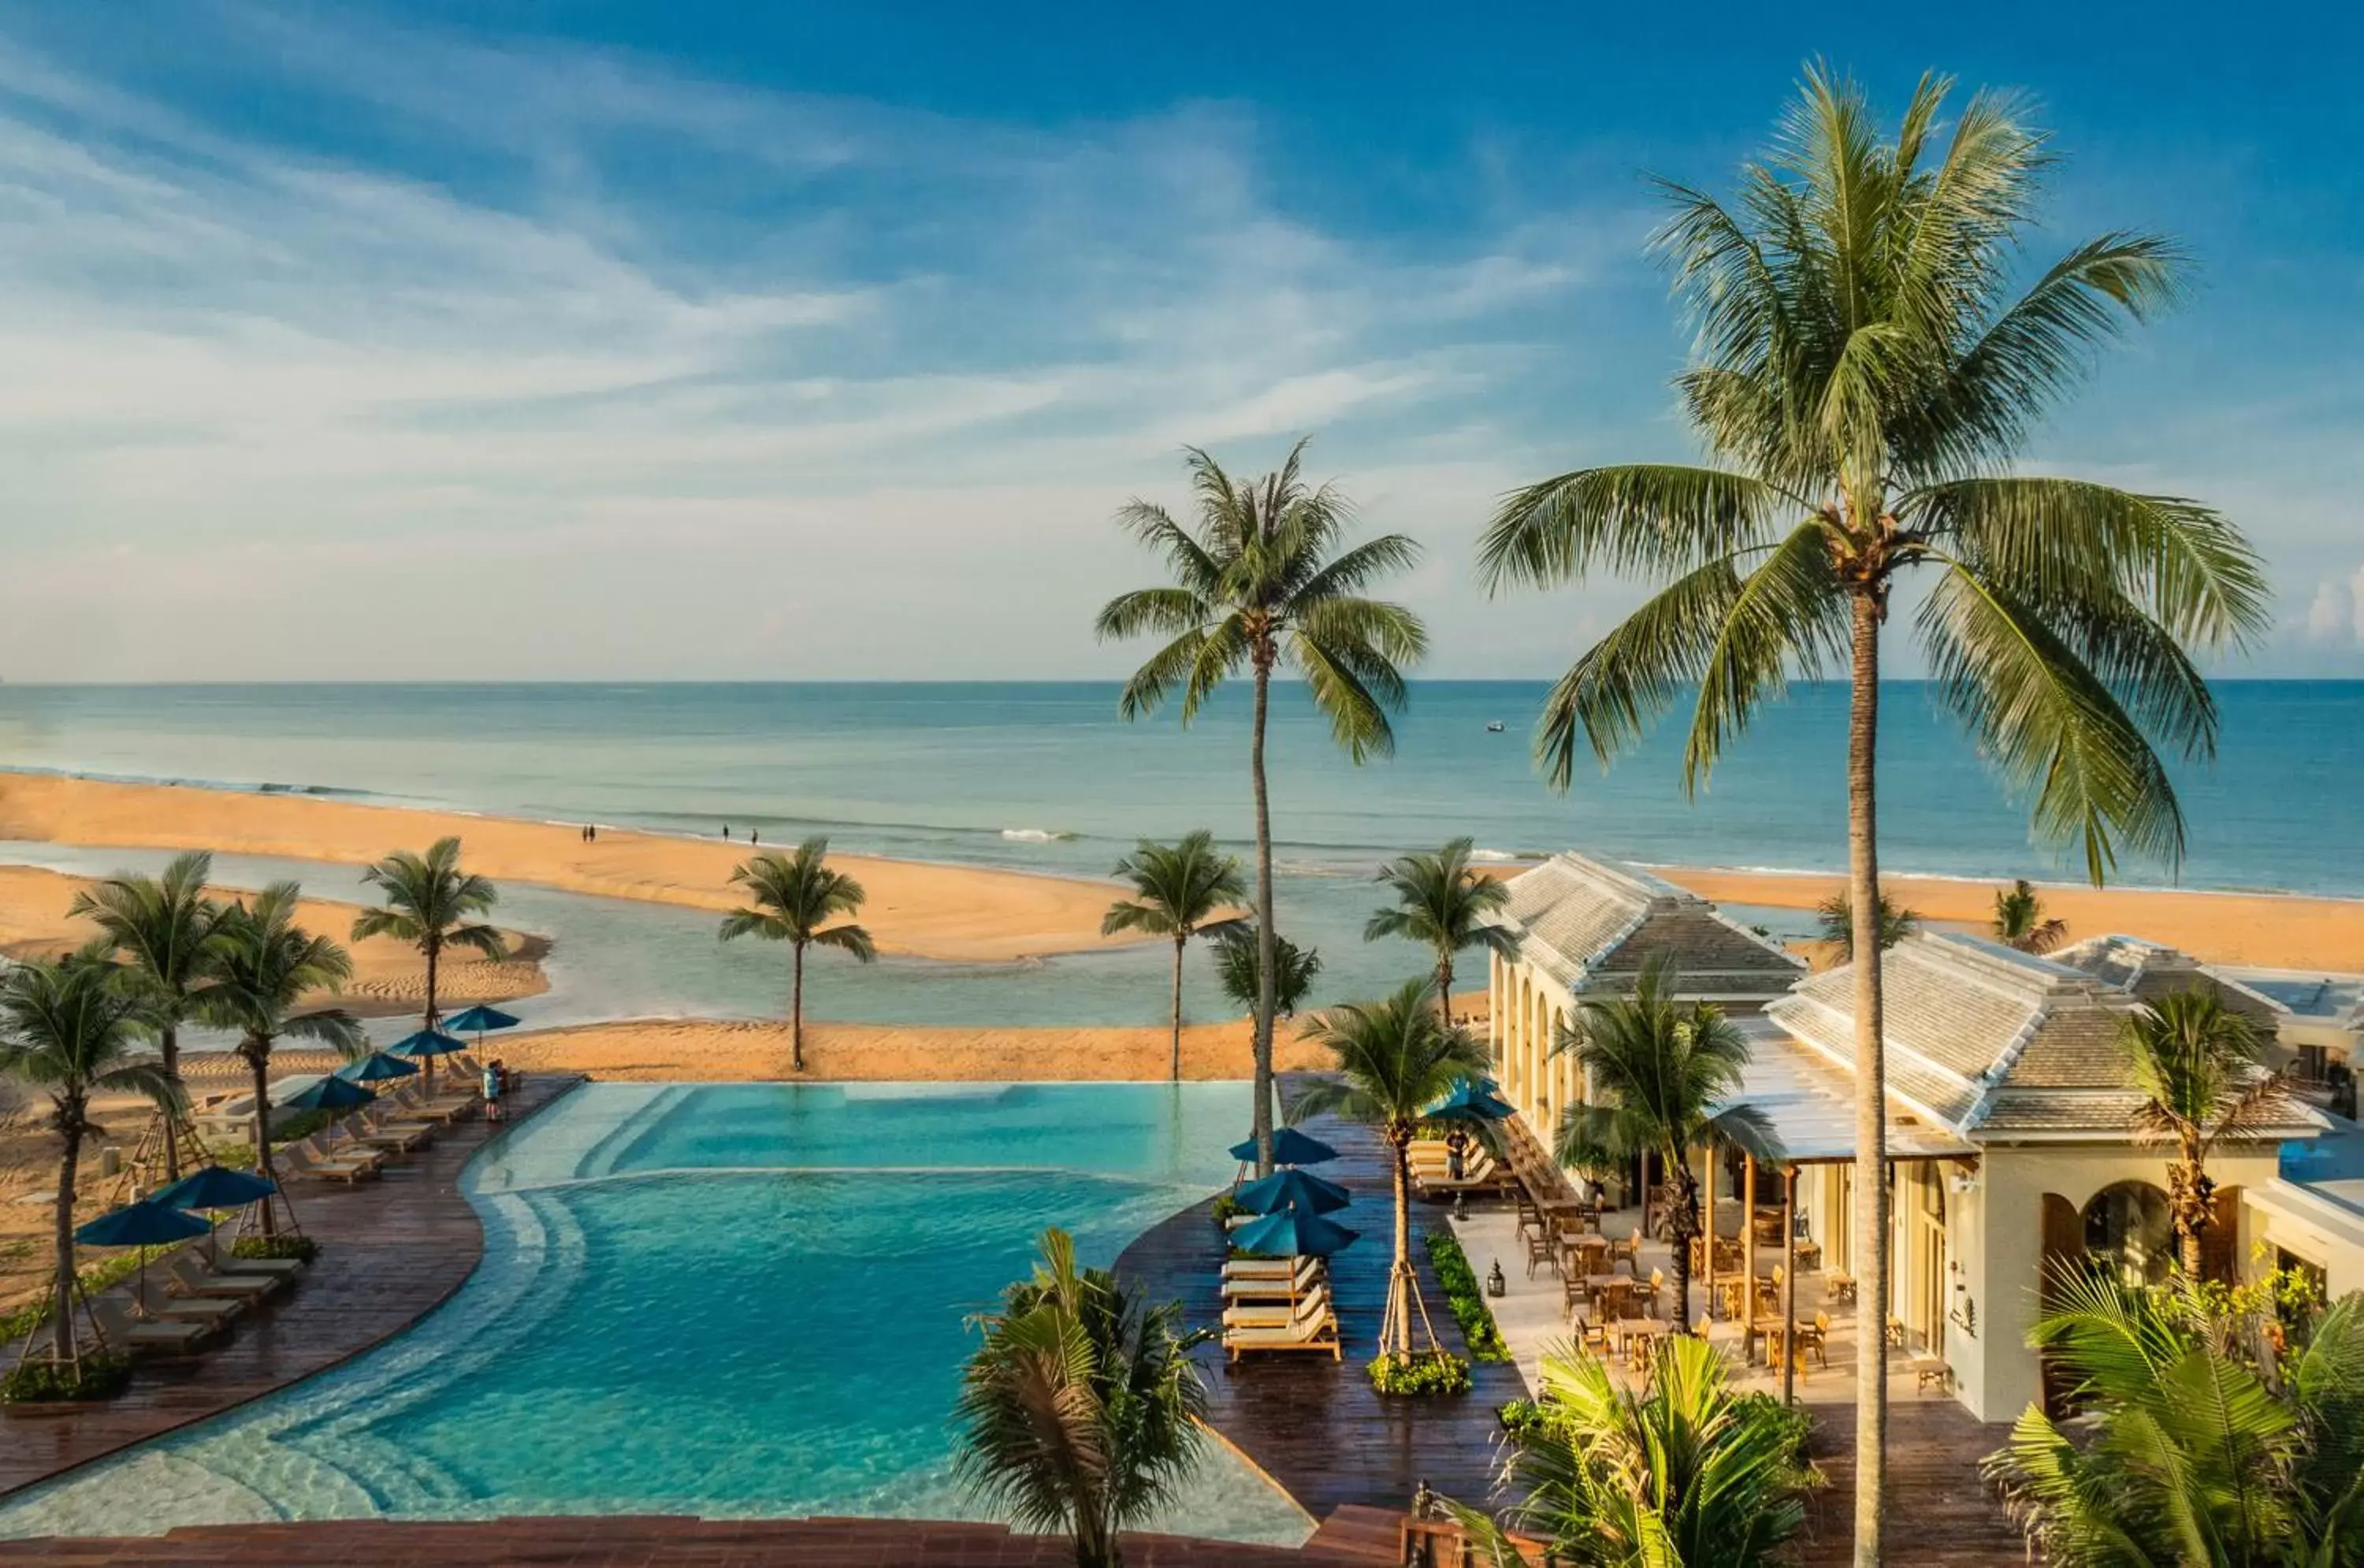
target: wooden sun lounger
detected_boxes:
[279,1143,381,1184]
[1224,1297,1342,1361]
[92,1297,221,1358]
[141,1287,241,1326]
[216,1254,304,1278]
[347,1116,433,1153]
[1221,1255,1314,1280]
[170,1257,282,1302]
[1221,1258,1324,1302]
[1223,1286,1332,1330]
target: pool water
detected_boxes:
[0,1083,1312,1544]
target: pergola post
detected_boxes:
[1742,1151,1757,1351]
[1702,1143,1717,1322]
[1782,1165,1799,1406]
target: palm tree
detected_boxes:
[1209,923,1322,1029]
[0,949,178,1361]
[2121,988,2278,1280]
[955,1227,1210,1568]
[1101,832,1246,1081]
[1813,892,1920,960]
[719,837,875,1073]
[65,850,224,1181]
[1989,1273,2364,1566]
[1287,979,1489,1360]
[1553,957,1776,1333]
[1096,440,1426,1175]
[1460,1336,1815,1566]
[351,838,505,1042]
[1475,71,2267,1559]
[1366,838,1518,1024]
[1990,879,2068,955]
[204,886,364,1232]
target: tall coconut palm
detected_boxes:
[1461,1336,1816,1567]
[1475,71,2267,1559]
[0,949,177,1361]
[1366,838,1518,1024]
[2121,988,2278,1280]
[719,837,875,1073]
[1287,979,1489,1359]
[1991,879,2068,955]
[65,850,224,1181]
[351,838,505,1042]
[204,886,364,1232]
[955,1227,1210,1568]
[1553,957,1777,1333]
[1095,440,1426,1175]
[1102,832,1246,1081]
[1813,892,1920,960]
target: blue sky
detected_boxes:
[1,0,2358,680]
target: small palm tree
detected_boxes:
[1553,957,1776,1332]
[1477,70,2269,1558]
[1101,832,1246,1081]
[1209,923,1322,1024]
[1096,439,1426,1174]
[65,850,225,1181]
[204,886,364,1231]
[351,838,505,1038]
[0,949,178,1361]
[1365,838,1518,1024]
[1460,1336,1815,1566]
[956,1227,1210,1568]
[1990,879,2068,955]
[2121,988,2277,1279]
[719,837,875,1073]
[1990,1273,2364,1565]
[1813,891,1919,960]
[1288,979,1489,1359]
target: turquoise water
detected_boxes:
[0,1083,1313,1542]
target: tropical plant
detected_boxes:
[1813,891,1920,959]
[1458,1336,1816,1567]
[65,849,225,1181]
[1366,838,1518,1023]
[351,838,504,1043]
[203,885,365,1232]
[1287,978,1489,1359]
[1208,923,1321,1023]
[719,837,875,1072]
[1424,1228,1513,1362]
[954,1227,1210,1568]
[1989,1272,2364,1566]
[2121,988,2279,1280]
[1552,957,1777,1332]
[1095,439,1426,1173]
[0,948,177,1361]
[1101,831,1246,1080]
[1474,69,2267,1559]
[1991,879,2068,954]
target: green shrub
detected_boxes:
[1210,1193,1244,1228]
[1498,1397,1549,1439]
[1732,1391,1815,1465]
[229,1234,318,1263]
[1367,1349,1471,1397]
[1422,1229,1514,1363]
[0,1352,132,1405]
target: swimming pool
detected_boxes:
[0,1083,1312,1544]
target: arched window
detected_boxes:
[2081,1180,2173,1287]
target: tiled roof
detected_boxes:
[2050,934,2290,1028]
[1494,853,1803,995]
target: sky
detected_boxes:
[0,0,2358,682]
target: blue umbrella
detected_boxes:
[1428,1076,1516,1123]
[1232,1206,1359,1258]
[388,1029,468,1059]
[149,1165,276,1212]
[77,1199,212,1248]
[1228,1127,1340,1166]
[443,1005,520,1037]
[338,1050,420,1083]
[1236,1168,1352,1217]
[279,1075,377,1113]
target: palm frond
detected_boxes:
[1477,466,1792,592]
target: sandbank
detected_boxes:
[0,773,1131,964]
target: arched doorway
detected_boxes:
[2081,1180,2173,1287]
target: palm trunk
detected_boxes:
[1073,1508,1114,1568]
[1668,1152,1698,1333]
[1169,935,1186,1083]
[51,1115,81,1362]
[1436,953,1455,1026]
[422,939,440,1091]
[1846,590,1889,1568]
[249,1046,279,1238]
[160,1021,182,1182]
[1388,1132,1413,1358]
[792,941,807,1073]
[1250,655,1277,1176]
[2174,1139,2207,1279]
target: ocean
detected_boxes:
[0,682,2353,1029]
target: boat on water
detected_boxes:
[1485,721,1505,733]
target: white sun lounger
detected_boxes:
[1223,1292,1341,1361]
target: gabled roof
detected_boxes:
[2050,934,2290,1027]
[1763,931,2319,1144]
[1493,853,1805,996]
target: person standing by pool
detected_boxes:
[482,1057,504,1124]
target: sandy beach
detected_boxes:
[0,773,1135,964]
[0,863,548,1018]
[1656,866,2364,973]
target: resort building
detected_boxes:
[1485,854,2357,1426]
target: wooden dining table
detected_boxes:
[1559,1234,1612,1276]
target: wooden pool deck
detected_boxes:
[0,1072,583,1498]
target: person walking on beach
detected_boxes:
[723,824,731,840]
[750,829,759,846]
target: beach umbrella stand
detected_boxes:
[151,1165,281,1263]
[74,1199,214,1340]
[388,1027,469,1091]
